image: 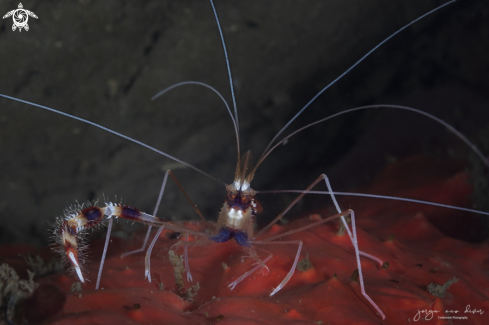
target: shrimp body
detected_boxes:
[211,151,262,246]
[0,0,487,323]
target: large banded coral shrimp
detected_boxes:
[0,0,488,320]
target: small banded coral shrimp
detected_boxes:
[0,0,488,322]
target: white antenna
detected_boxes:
[256,0,458,168]
[209,0,241,162]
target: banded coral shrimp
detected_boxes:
[0,0,489,322]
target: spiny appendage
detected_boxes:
[52,201,148,283]
[52,202,106,283]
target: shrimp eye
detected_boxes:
[228,192,236,201]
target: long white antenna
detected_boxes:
[255,104,489,172]
[257,0,457,165]
[257,189,489,217]
[152,81,240,160]
[209,0,241,162]
[0,94,227,187]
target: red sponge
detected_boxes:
[5,156,489,324]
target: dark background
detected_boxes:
[0,0,488,247]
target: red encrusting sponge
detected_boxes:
[3,155,489,324]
